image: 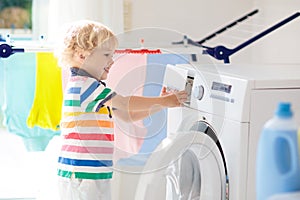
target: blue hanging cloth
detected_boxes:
[0,58,5,127]
[1,53,60,151]
[139,53,190,154]
[117,53,190,166]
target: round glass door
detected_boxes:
[134,128,229,200]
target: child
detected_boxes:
[55,20,187,200]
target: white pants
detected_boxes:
[58,177,111,200]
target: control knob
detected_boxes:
[193,85,204,100]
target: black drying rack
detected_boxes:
[1,9,300,63]
[173,10,300,63]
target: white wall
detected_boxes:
[32,0,123,42]
[121,0,300,64]
[129,0,253,39]
[118,0,255,63]
[252,0,300,64]
[32,0,300,64]
[32,0,49,40]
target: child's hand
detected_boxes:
[165,90,188,107]
[161,86,180,96]
[161,86,169,96]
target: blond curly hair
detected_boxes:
[55,20,118,68]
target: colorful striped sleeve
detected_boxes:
[81,78,116,112]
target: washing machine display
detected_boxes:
[211,81,232,94]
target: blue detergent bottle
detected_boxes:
[256,102,300,200]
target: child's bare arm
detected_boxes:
[111,90,187,111]
[113,104,164,122]
[107,90,187,121]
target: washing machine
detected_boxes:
[112,63,300,200]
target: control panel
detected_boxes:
[163,63,251,121]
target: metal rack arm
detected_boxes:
[0,44,24,58]
[202,12,300,63]
[172,9,259,47]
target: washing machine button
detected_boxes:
[194,85,205,100]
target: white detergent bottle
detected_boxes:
[256,102,300,200]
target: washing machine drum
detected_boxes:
[134,126,228,200]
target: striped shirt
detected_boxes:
[57,68,116,180]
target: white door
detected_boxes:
[134,122,229,200]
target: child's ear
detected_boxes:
[79,54,86,60]
[73,52,85,65]
[76,49,89,60]
[75,50,88,64]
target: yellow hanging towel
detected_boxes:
[27,52,63,131]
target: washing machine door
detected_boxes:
[134,121,229,200]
